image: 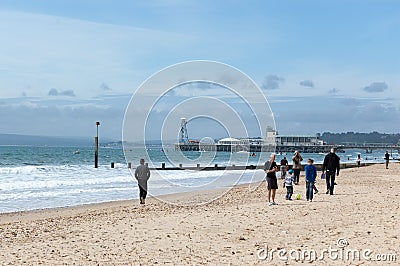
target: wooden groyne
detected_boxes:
[146,162,383,171]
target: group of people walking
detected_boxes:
[135,148,341,206]
[134,148,389,206]
[264,148,340,206]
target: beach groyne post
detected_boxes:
[111,162,114,168]
[94,121,100,168]
[128,162,131,169]
[162,163,165,170]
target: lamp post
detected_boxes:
[95,121,100,168]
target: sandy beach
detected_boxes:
[1,163,399,265]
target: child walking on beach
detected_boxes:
[283,169,295,200]
[305,158,317,202]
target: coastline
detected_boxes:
[1,144,392,214]
[1,163,399,264]
[0,161,381,216]
[0,185,244,224]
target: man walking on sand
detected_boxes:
[135,158,150,204]
[385,150,390,169]
[322,148,340,195]
[280,156,289,179]
[264,153,278,206]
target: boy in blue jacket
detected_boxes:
[305,158,317,202]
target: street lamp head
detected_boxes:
[96,121,100,126]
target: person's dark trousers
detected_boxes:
[139,185,147,199]
[306,181,314,201]
[325,170,336,195]
[293,169,301,184]
[286,186,293,199]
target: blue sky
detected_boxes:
[0,1,399,140]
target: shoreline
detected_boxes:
[0,184,248,224]
[1,163,399,264]
[0,161,393,217]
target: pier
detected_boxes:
[175,143,343,153]
[175,143,400,154]
[173,121,400,155]
[338,143,400,153]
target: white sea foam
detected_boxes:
[0,187,134,201]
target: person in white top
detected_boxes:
[283,169,295,200]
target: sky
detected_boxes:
[0,0,399,141]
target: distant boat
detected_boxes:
[73,149,80,154]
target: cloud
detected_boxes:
[0,96,130,139]
[171,82,229,98]
[362,82,388,93]
[270,96,400,134]
[100,83,111,91]
[48,88,76,97]
[0,10,190,99]
[262,75,285,90]
[299,80,314,88]
[328,88,339,94]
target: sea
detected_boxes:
[0,145,395,213]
